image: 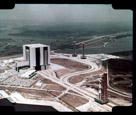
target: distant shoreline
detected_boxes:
[0,54,23,60]
[0,50,132,60]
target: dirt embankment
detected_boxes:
[69,69,104,84]
[54,69,74,79]
[51,58,89,78]
[51,58,89,71]
[59,94,88,107]
[43,84,66,91]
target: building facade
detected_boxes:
[16,44,50,71]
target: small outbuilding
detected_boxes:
[20,70,36,79]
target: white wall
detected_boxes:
[16,61,29,67]
[48,46,50,64]
[23,45,26,60]
[40,47,44,65]
[30,47,36,68]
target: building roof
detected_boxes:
[24,44,49,48]
[21,70,36,78]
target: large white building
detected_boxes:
[16,44,50,71]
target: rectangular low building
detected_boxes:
[20,70,36,79]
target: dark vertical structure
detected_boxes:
[94,73,108,104]
[35,48,41,70]
[101,73,108,101]
[81,43,86,59]
[44,47,48,69]
[72,41,77,57]
[26,46,30,61]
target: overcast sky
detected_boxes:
[0,4,132,24]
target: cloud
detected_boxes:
[0,4,132,24]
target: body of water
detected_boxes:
[0,21,133,57]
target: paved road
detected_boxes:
[40,54,132,111]
[57,55,132,99]
[38,58,114,111]
[0,54,132,111]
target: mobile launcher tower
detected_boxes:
[16,44,50,72]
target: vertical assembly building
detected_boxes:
[16,44,50,71]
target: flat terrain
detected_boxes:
[19,90,55,100]
[51,58,89,79]
[108,59,132,93]
[60,94,89,107]
[51,58,88,71]
[69,69,104,84]
[43,84,66,91]
[0,53,132,111]
[54,68,74,79]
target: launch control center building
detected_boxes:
[16,44,50,71]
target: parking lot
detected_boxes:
[0,68,38,88]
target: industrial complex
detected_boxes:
[0,43,132,112]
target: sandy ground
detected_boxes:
[43,84,66,91]
[40,78,56,84]
[76,100,110,112]
[69,69,104,84]
[60,94,89,107]
[108,97,132,106]
[55,68,74,79]
[51,58,88,71]
[68,90,81,95]
[0,53,132,112]
[10,92,72,111]
[49,91,62,97]
[50,63,65,71]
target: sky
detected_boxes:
[0,4,133,24]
